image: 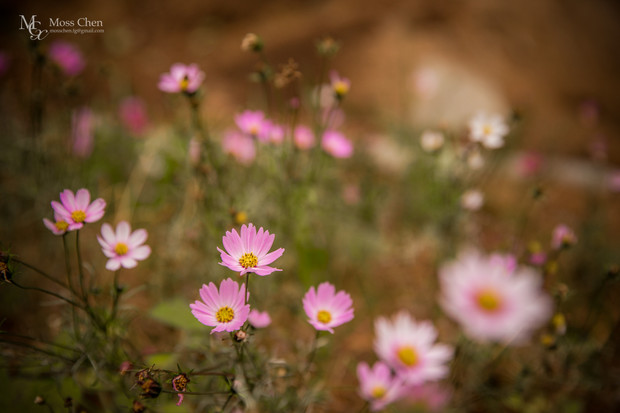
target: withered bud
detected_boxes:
[0,261,12,283]
[135,369,150,384]
[316,37,340,57]
[241,33,263,52]
[172,373,190,393]
[234,330,248,342]
[274,58,301,89]
[34,396,45,405]
[140,378,162,399]
[132,400,146,413]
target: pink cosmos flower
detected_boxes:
[551,224,577,250]
[357,361,405,411]
[97,221,151,271]
[329,70,351,99]
[374,312,453,385]
[267,122,285,144]
[222,130,256,165]
[51,189,106,231]
[489,253,517,273]
[516,151,543,177]
[608,169,620,193]
[439,250,552,344]
[235,110,268,139]
[48,41,85,76]
[248,309,271,328]
[302,282,354,333]
[43,212,70,236]
[119,97,149,136]
[190,278,250,333]
[322,130,353,158]
[468,112,509,149]
[294,125,315,150]
[158,63,205,94]
[72,107,94,158]
[217,223,285,276]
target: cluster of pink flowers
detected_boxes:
[357,312,453,411]
[44,189,151,271]
[191,223,355,341]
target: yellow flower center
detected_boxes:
[249,124,260,136]
[114,242,129,256]
[55,220,69,231]
[333,81,349,97]
[476,289,501,312]
[216,306,235,323]
[317,310,332,324]
[482,124,493,136]
[397,346,418,367]
[239,252,258,268]
[71,210,86,223]
[179,76,189,91]
[371,386,386,399]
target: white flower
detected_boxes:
[468,113,509,149]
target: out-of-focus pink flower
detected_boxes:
[357,361,405,411]
[118,97,149,136]
[322,130,353,158]
[374,312,453,385]
[43,212,69,236]
[48,41,85,76]
[342,183,361,205]
[51,189,106,231]
[217,223,285,276]
[439,250,552,344]
[330,70,351,99]
[489,253,517,274]
[608,170,620,193]
[248,309,271,328]
[468,112,509,149]
[294,125,315,150]
[551,224,577,250]
[235,110,268,139]
[190,278,250,333]
[410,66,439,100]
[267,123,285,144]
[402,383,452,412]
[97,221,151,271]
[71,107,94,159]
[516,151,543,177]
[0,51,10,77]
[578,99,599,127]
[322,107,345,130]
[588,135,607,162]
[461,189,484,211]
[172,373,189,406]
[529,251,547,266]
[303,282,354,333]
[420,130,444,153]
[158,63,205,94]
[222,130,256,165]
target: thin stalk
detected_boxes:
[0,332,80,354]
[304,330,321,374]
[75,230,87,301]
[244,273,250,305]
[62,233,80,340]
[9,279,85,309]
[10,257,68,290]
[108,269,121,326]
[0,338,75,363]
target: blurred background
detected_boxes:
[1,0,620,412]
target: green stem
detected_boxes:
[304,330,321,374]
[0,338,75,363]
[62,234,80,340]
[0,332,80,354]
[108,269,121,326]
[75,230,87,302]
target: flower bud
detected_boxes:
[241,33,263,52]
